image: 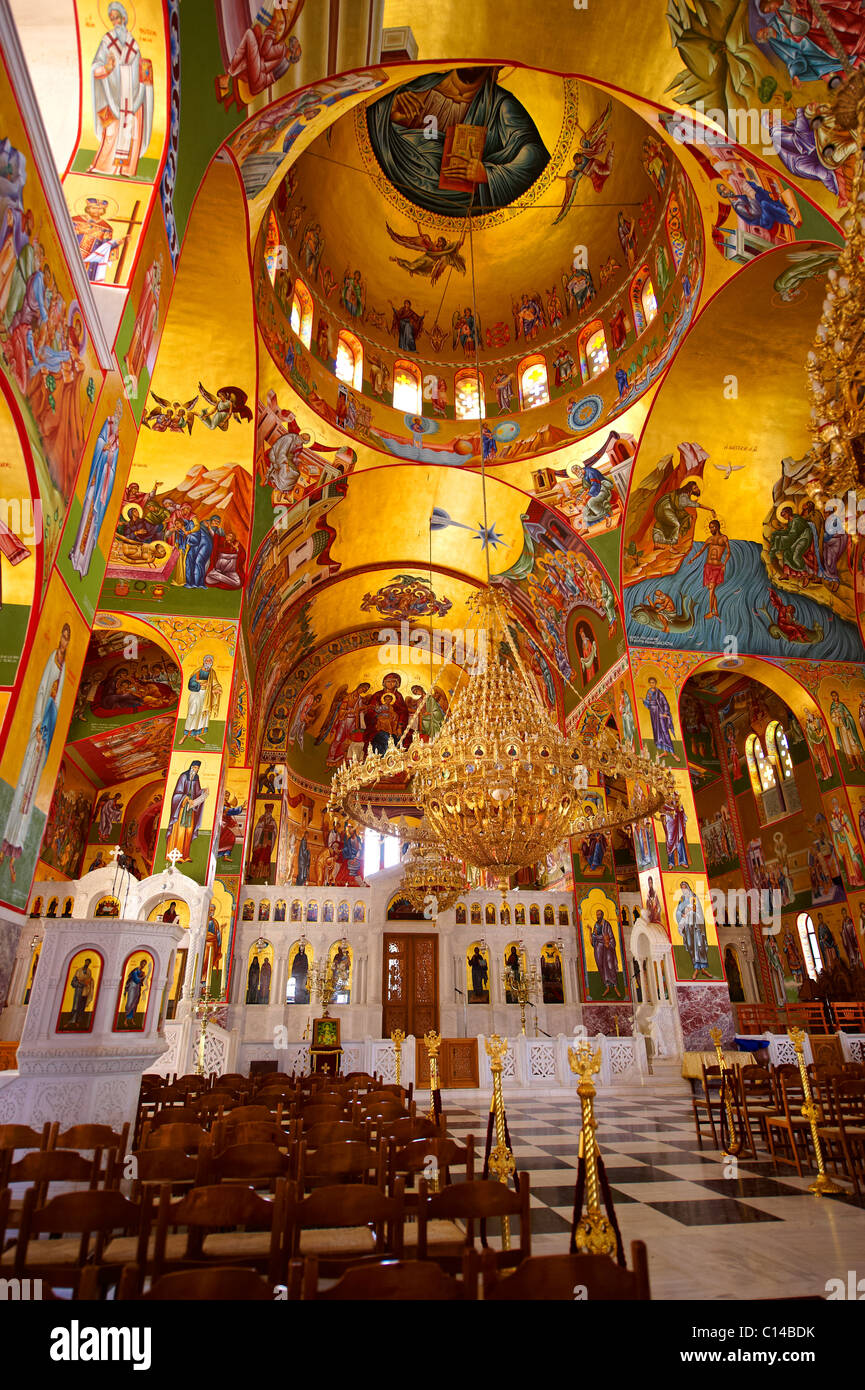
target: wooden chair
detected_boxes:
[0,1122,53,1156]
[51,1123,130,1164]
[2,1149,107,1229]
[4,1187,149,1294]
[482,1242,650,1300]
[297,1139,384,1191]
[118,1264,279,1300]
[301,1251,476,1300]
[737,1065,776,1154]
[375,1115,439,1146]
[690,1064,721,1149]
[146,1106,201,1130]
[832,1003,865,1033]
[301,1120,370,1150]
[141,1122,210,1152]
[127,1146,205,1201]
[213,1119,296,1151]
[219,1104,274,1126]
[388,1136,476,1255]
[148,1182,285,1283]
[416,1174,531,1273]
[785,1002,829,1032]
[203,1141,295,1191]
[282,1180,405,1277]
[295,1104,347,1129]
[818,1078,865,1197]
[765,1072,810,1175]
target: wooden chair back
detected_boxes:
[301,1120,370,1149]
[482,1243,650,1300]
[52,1123,130,1160]
[388,1136,476,1203]
[7,1148,106,1206]
[129,1146,203,1197]
[284,1180,404,1267]
[13,1187,145,1283]
[152,1182,284,1282]
[148,1106,201,1129]
[141,1122,210,1152]
[0,1122,52,1152]
[214,1119,295,1150]
[417,1174,531,1268]
[375,1115,439,1145]
[204,1141,295,1188]
[119,1264,277,1300]
[297,1104,346,1128]
[301,1251,474,1300]
[297,1138,384,1190]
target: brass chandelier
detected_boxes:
[805,68,865,506]
[330,590,675,888]
[400,842,467,915]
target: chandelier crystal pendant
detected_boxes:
[805,70,865,506]
[330,589,675,889]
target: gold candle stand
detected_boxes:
[709,1026,742,1157]
[568,1040,617,1256]
[391,1028,405,1087]
[789,1027,843,1195]
[424,1030,442,1123]
[484,1034,516,1250]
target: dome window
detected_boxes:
[577,321,609,381]
[518,355,549,409]
[630,267,657,335]
[392,359,422,413]
[335,329,363,390]
[454,367,485,420]
[290,278,313,347]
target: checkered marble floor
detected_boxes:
[439,1083,865,1300]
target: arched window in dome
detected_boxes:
[796,912,820,981]
[335,329,363,391]
[392,359,422,413]
[290,278,313,347]
[577,321,609,381]
[264,210,282,286]
[745,734,776,796]
[630,267,657,336]
[518,355,549,409]
[766,719,800,814]
[454,367,486,419]
[665,190,686,269]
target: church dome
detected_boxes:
[255,63,704,464]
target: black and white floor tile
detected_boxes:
[439,1084,865,1299]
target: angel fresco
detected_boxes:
[386,221,467,284]
[552,100,615,226]
[197,384,254,432]
[142,393,197,434]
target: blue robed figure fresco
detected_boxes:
[69,398,123,579]
[366,67,549,218]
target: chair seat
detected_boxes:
[203,1231,274,1258]
[101,1232,185,1264]
[298,1226,376,1256]
[766,1114,810,1127]
[403,1218,466,1250]
[818,1125,865,1139]
[1,1237,83,1266]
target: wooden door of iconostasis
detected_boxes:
[382,934,438,1038]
